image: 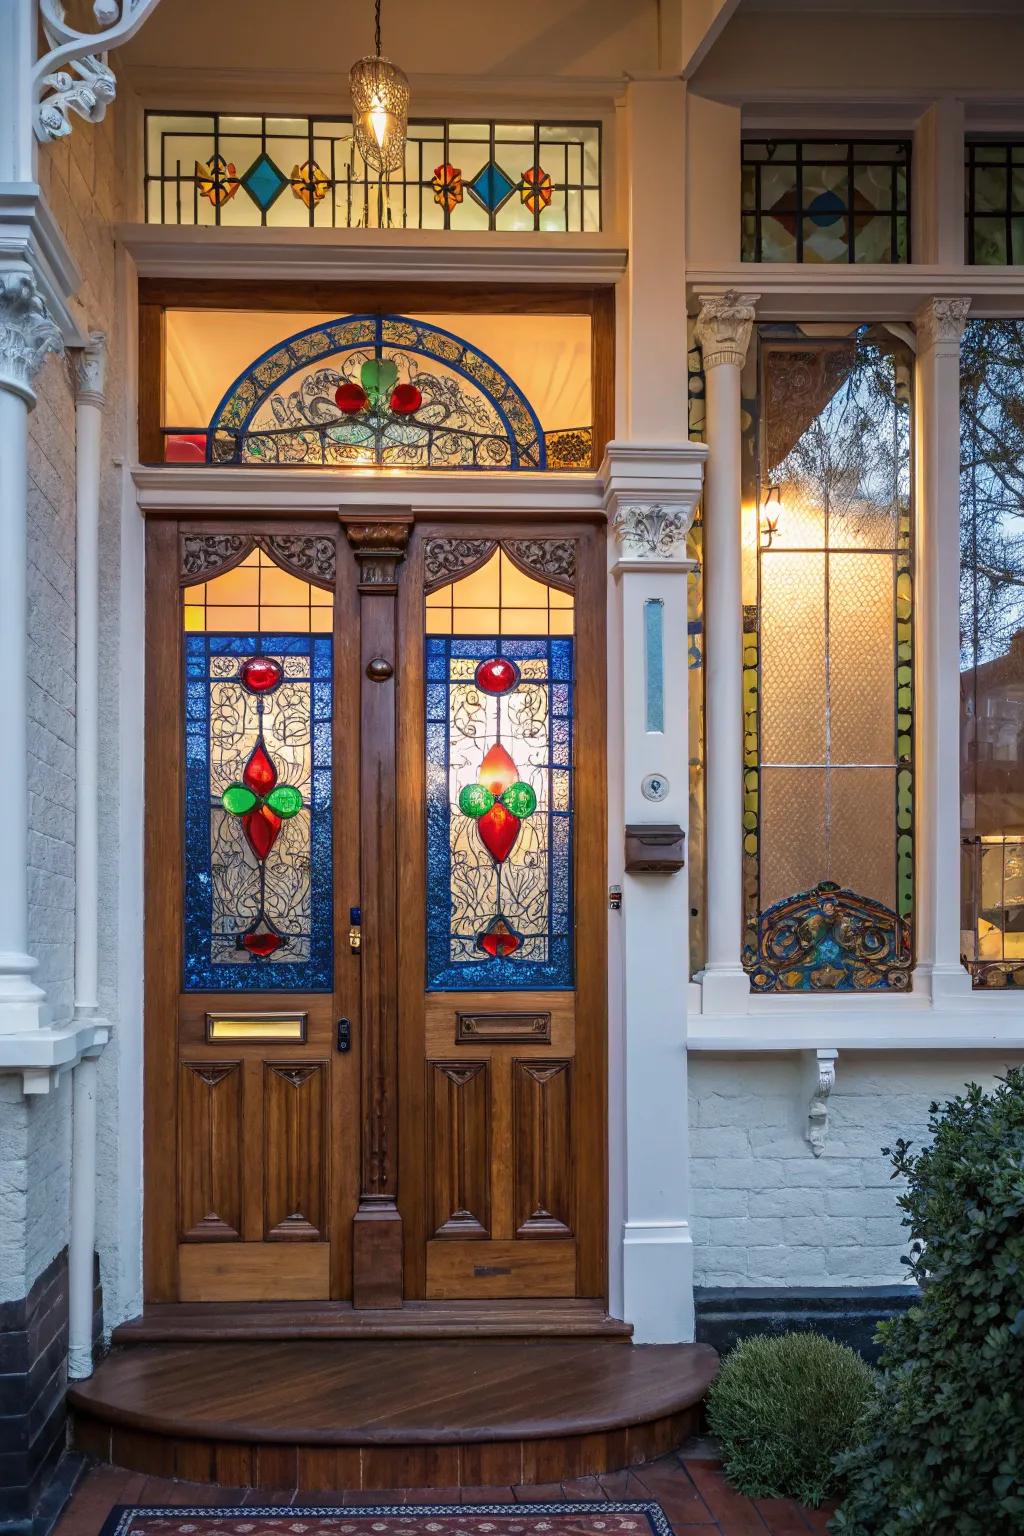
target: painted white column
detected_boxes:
[604,448,705,1342]
[916,297,972,1002]
[695,291,758,1012]
[0,275,62,1034]
[68,333,108,1380]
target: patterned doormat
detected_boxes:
[98,1508,671,1536]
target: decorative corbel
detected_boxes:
[34,0,167,143]
[805,1048,838,1157]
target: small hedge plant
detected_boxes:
[707,1330,875,1508]
[831,1069,1024,1535]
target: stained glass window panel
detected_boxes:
[966,141,1024,264]
[740,325,914,992]
[742,139,910,264]
[184,632,333,991]
[426,636,573,991]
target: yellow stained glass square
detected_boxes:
[453,607,500,635]
[448,558,500,608]
[500,607,549,634]
[310,606,333,633]
[259,564,315,606]
[183,604,205,631]
[205,563,260,604]
[426,609,453,634]
[549,609,574,635]
[202,604,259,632]
[261,605,313,631]
[499,554,550,608]
[549,588,574,610]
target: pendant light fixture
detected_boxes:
[350,0,410,177]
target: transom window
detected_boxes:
[741,138,911,264]
[965,140,1024,265]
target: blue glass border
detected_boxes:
[183,632,333,992]
[426,635,574,991]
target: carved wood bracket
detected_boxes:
[344,520,412,593]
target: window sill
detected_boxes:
[0,1019,111,1094]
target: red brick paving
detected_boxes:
[55,1449,836,1536]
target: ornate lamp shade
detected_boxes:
[350,54,410,175]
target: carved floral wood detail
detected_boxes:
[179,533,337,587]
[423,536,577,594]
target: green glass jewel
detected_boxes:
[222,783,258,815]
[265,784,303,818]
[500,780,537,818]
[360,357,398,401]
[458,783,494,818]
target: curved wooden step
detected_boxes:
[70,1338,718,1490]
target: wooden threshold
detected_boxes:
[113,1297,633,1345]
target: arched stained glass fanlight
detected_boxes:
[207,314,546,471]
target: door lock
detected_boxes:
[336,1018,352,1052]
[349,905,361,953]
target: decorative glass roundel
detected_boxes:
[475,656,520,695]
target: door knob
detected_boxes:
[349,905,361,953]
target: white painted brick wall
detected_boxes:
[690,1050,1024,1288]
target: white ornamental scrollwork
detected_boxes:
[0,274,63,404]
[611,504,692,562]
[915,296,971,354]
[695,290,759,371]
[34,0,166,142]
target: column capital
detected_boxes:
[600,441,705,570]
[610,505,694,566]
[73,330,107,408]
[0,273,63,405]
[915,295,971,354]
[695,290,760,370]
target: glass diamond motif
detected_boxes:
[467,161,517,214]
[241,152,289,212]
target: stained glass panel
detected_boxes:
[184,632,333,991]
[966,141,1024,265]
[960,318,1024,985]
[145,112,601,233]
[739,324,914,992]
[426,635,574,991]
[742,139,910,264]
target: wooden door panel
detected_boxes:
[178,1241,331,1302]
[513,1059,573,1239]
[178,1061,243,1241]
[427,1061,491,1238]
[425,1239,577,1299]
[263,1062,328,1241]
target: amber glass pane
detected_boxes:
[182,546,332,634]
[428,550,574,637]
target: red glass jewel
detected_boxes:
[242,740,278,797]
[240,656,283,693]
[475,656,520,696]
[241,929,284,958]
[478,743,518,796]
[335,381,369,414]
[478,916,521,959]
[390,383,423,415]
[242,805,283,861]
[477,801,520,864]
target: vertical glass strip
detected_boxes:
[644,598,665,733]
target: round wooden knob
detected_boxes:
[366,657,394,682]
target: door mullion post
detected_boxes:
[343,514,412,1309]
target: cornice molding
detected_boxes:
[687,264,1024,321]
[0,273,63,405]
[0,185,84,345]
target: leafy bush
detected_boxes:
[832,1069,1024,1535]
[706,1330,875,1507]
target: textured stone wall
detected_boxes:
[689,1050,1024,1287]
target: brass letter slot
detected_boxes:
[624,824,685,873]
[474,1265,513,1277]
[456,1012,551,1044]
[205,1011,308,1043]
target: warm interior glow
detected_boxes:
[183,545,332,633]
[426,548,573,636]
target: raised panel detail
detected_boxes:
[178,1062,243,1241]
[263,1063,327,1241]
[513,1059,573,1238]
[427,1061,490,1239]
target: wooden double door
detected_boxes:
[144,516,606,1309]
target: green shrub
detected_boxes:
[831,1069,1024,1535]
[706,1330,875,1507]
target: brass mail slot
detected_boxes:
[624,823,685,873]
[456,1011,552,1044]
[205,1011,308,1043]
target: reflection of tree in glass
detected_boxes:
[961,320,1024,666]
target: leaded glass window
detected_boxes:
[741,325,914,992]
[966,141,1024,265]
[182,549,333,990]
[742,139,910,264]
[425,547,574,990]
[960,319,1024,986]
[145,112,601,233]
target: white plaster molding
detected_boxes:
[117,223,627,286]
[0,1018,110,1096]
[600,441,706,572]
[805,1048,838,1156]
[73,330,107,407]
[915,295,972,353]
[687,265,1024,321]
[0,272,62,404]
[0,185,85,344]
[694,290,760,370]
[610,505,691,562]
[34,0,166,142]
